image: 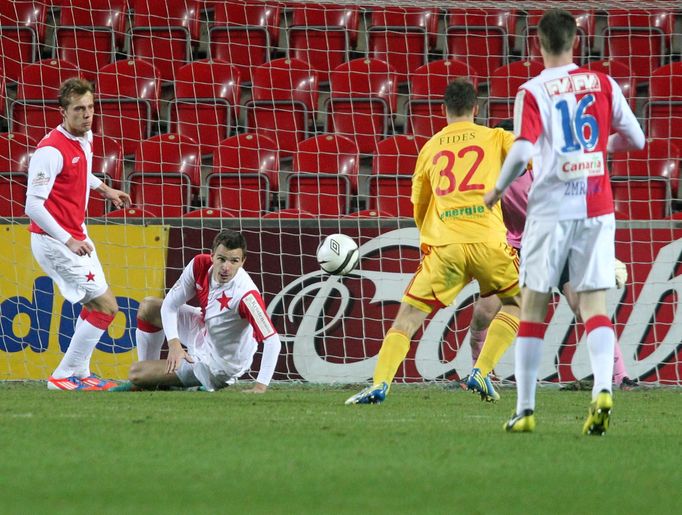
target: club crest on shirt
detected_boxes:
[72,156,80,164]
[32,171,49,187]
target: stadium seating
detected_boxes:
[327,58,397,154]
[130,0,202,82]
[105,207,157,218]
[183,207,238,218]
[261,208,316,219]
[646,62,682,151]
[445,9,517,81]
[0,0,46,82]
[170,59,241,156]
[602,9,674,84]
[246,58,319,157]
[288,3,359,84]
[128,134,201,217]
[487,61,544,127]
[368,135,426,217]
[406,59,478,138]
[288,134,359,216]
[207,133,279,216]
[11,59,81,143]
[209,0,282,83]
[0,132,34,218]
[54,0,126,80]
[87,134,124,217]
[611,139,680,220]
[0,67,5,118]
[96,59,162,156]
[584,59,637,108]
[524,10,596,63]
[366,7,440,84]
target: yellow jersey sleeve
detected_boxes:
[412,121,510,245]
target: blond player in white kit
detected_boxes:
[115,229,282,393]
[484,9,645,435]
[25,78,131,391]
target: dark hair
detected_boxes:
[58,78,94,108]
[494,119,514,132]
[538,9,577,55]
[212,229,247,254]
[443,78,478,117]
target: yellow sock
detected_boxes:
[373,330,411,386]
[475,311,520,376]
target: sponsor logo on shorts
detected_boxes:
[440,205,486,220]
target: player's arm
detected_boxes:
[238,291,282,393]
[92,180,131,210]
[160,260,198,373]
[606,76,646,153]
[411,151,431,230]
[24,146,94,256]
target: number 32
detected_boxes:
[433,145,485,196]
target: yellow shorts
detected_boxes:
[403,241,520,314]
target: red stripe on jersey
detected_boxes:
[569,68,615,218]
[516,89,543,144]
[238,290,276,341]
[192,254,213,316]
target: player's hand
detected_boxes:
[66,237,94,257]
[106,188,132,210]
[242,382,268,394]
[166,339,194,374]
[483,188,503,209]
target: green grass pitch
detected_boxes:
[0,383,678,514]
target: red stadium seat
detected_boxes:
[368,135,426,217]
[288,3,359,83]
[130,0,201,82]
[0,66,6,117]
[209,0,282,83]
[343,209,393,219]
[524,10,596,64]
[183,207,238,218]
[0,132,34,218]
[647,62,682,152]
[129,134,201,217]
[487,61,544,128]
[86,135,124,217]
[262,208,316,219]
[612,179,670,220]
[0,1,46,82]
[170,59,241,156]
[207,133,279,216]
[54,0,127,81]
[366,7,439,84]
[105,207,157,218]
[602,9,674,84]
[246,58,319,157]
[407,59,478,138]
[446,9,517,81]
[612,138,680,198]
[96,59,162,156]
[289,134,359,216]
[584,59,637,109]
[327,58,397,154]
[11,59,81,143]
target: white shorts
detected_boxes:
[520,214,616,293]
[174,305,244,391]
[31,232,109,304]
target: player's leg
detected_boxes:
[135,297,166,360]
[128,360,185,388]
[466,242,520,402]
[571,215,616,435]
[469,295,501,366]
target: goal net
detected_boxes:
[1,1,680,386]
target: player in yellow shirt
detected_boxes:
[346,78,521,405]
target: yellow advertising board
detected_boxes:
[0,225,168,380]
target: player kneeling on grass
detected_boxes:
[112,229,281,393]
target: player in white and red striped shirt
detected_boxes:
[119,229,281,393]
[25,78,131,391]
[484,10,645,435]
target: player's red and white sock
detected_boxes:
[514,321,546,414]
[52,310,115,379]
[136,318,164,361]
[585,315,615,398]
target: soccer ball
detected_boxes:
[316,233,359,275]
